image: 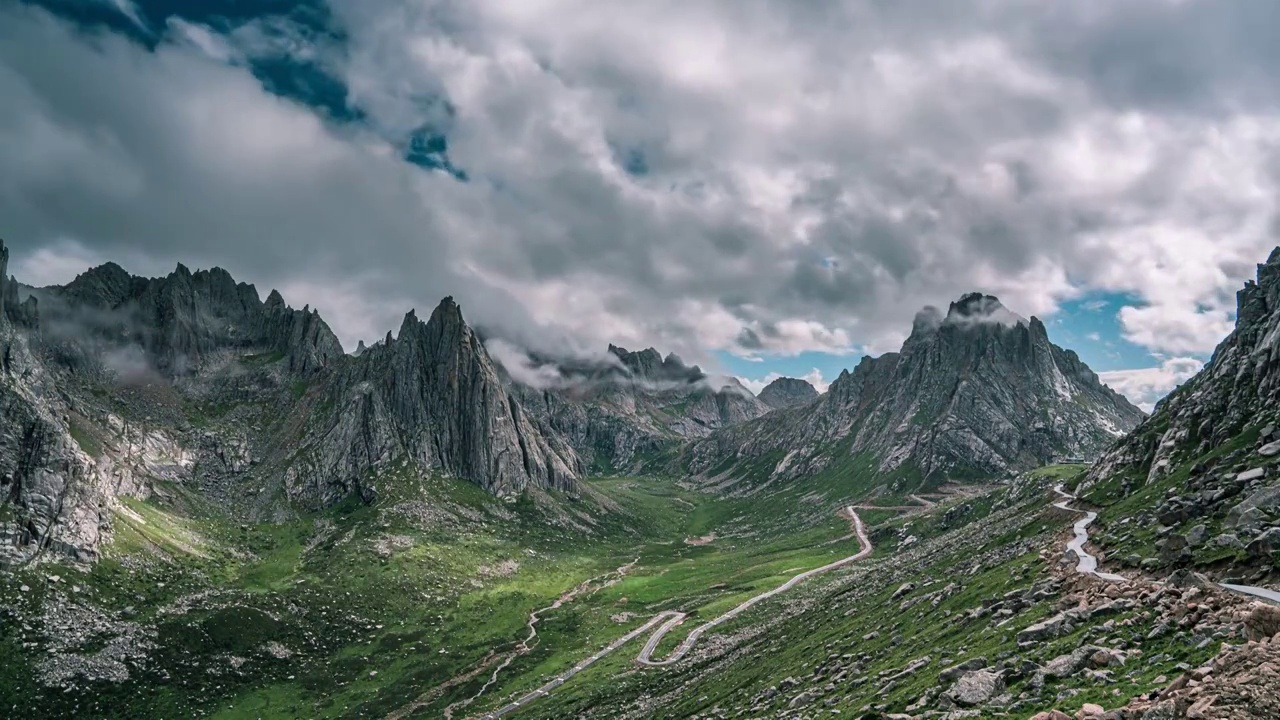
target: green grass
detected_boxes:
[68,417,105,457]
[1,467,881,719]
[1028,463,1088,483]
[3,454,1241,720]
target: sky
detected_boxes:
[4,1,1279,412]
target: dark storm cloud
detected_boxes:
[2,0,1279,365]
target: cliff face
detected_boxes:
[683,293,1146,488]
[0,243,582,565]
[283,299,582,506]
[1,241,111,566]
[1086,248,1280,491]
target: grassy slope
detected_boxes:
[3,385,1250,720]
[0,461,881,719]
[491,478,1223,720]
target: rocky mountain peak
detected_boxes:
[0,243,36,330]
[757,377,820,410]
[62,262,139,308]
[944,292,1026,327]
[684,295,1144,486]
[428,295,463,326]
[307,295,581,502]
[38,258,343,376]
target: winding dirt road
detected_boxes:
[1051,485,1128,583]
[440,559,639,719]
[476,505,872,719]
[1052,484,1280,604]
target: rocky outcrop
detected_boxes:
[281,298,582,506]
[757,377,819,410]
[42,262,342,377]
[1087,247,1280,492]
[682,293,1145,488]
[1,241,109,566]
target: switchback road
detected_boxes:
[477,505,872,719]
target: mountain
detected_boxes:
[1079,248,1280,571]
[681,293,1145,489]
[285,299,581,507]
[756,376,819,410]
[0,242,580,565]
[501,343,770,473]
[1090,249,1280,487]
[10,242,1280,720]
[38,261,343,376]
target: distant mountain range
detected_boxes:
[0,239,1143,565]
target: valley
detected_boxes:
[2,239,1279,719]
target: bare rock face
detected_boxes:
[682,293,1145,487]
[1,240,109,566]
[1,241,582,563]
[283,298,582,506]
[757,377,819,410]
[1086,247,1280,493]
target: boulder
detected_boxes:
[1244,603,1280,641]
[1229,507,1269,532]
[1043,645,1101,679]
[1018,611,1074,644]
[1185,524,1208,547]
[1212,533,1245,550]
[939,657,988,683]
[947,669,1004,707]
[1157,534,1190,563]
[891,582,915,600]
[1237,467,1266,483]
[788,689,820,708]
[1247,527,1280,558]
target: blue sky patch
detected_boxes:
[28,0,468,179]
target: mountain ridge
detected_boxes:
[0,244,585,565]
[680,293,1145,491]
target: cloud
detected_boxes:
[484,338,567,390]
[739,368,828,395]
[3,0,1280,369]
[104,0,148,33]
[1098,357,1205,412]
[1117,302,1236,356]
